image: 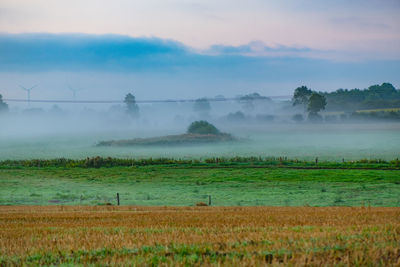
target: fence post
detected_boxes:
[208,195,212,206]
[117,193,120,206]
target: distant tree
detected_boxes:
[49,105,64,115]
[193,98,211,115]
[214,95,226,101]
[292,114,304,122]
[187,120,220,135]
[124,93,139,118]
[0,94,9,113]
[292,86,313,113]
[307,93,326,120]
[238,92,271,113]
[256,114,274,122]
[240,99,255,112]
[367,83,397,100]
[226,111,246,122]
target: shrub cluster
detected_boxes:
[0,157,195,168]
[0,156,398,168]
[187,121,220,135]
[350,110,400,121]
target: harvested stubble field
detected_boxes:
[0,206,399,266]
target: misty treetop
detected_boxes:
[193,98,211,115]
[308,93,327,114]
[226,111,246,122]
[238,92,271,102]
[124,93,139,118]
[292,86,327,120]
[238,92,272,113]
[0,94,8,113]
[307,93,327,121]
[292,86,312,111]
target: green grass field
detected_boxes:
[1,165,399,206]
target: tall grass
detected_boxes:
[0,156,398,169]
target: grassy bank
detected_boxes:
[1,165,399,206]
[1,156,399,169]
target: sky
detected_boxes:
[0,0,399,102]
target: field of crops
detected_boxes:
[0,206,399,266]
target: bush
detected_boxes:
[256,114,274,122]
[226,111,246,122]
[187,121,220,135]
[308,113,323,122]
[324,115,338,122]
[292,114,304,122]
[350,111,400,121]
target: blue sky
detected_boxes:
[0,1,399,100]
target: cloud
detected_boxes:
[0,33,188,71]
[0,33,319,73]
[0,33,399,89]
[206,41,312,57]
[0,33,319,72]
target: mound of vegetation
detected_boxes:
[187,120,220,135]
[97,121,235,146]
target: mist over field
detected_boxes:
[1,96,399,161]
[0,0,399,164]
[0,32,399,162]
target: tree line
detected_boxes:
[291,82,400,121]
[1,82,398,120]
[320,83,400,111]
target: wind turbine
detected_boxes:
[19,85,37,105]
[67,85,84,101]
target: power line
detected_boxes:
[3,95,291,104]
